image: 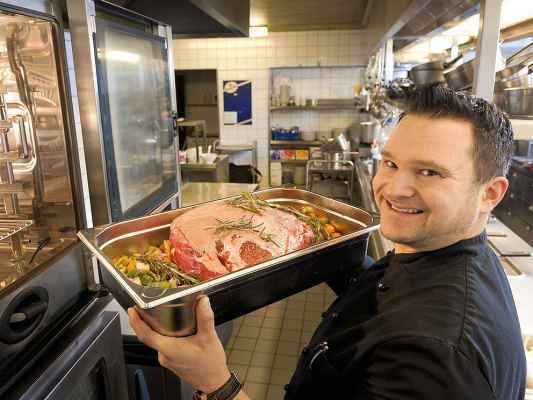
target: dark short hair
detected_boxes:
[400,85,513,184]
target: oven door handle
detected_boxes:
[134,369,152,400]
[9,300,48,323]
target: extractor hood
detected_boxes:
[103,0,250,37]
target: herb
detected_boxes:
[137,256,200,286]
[227,192,330,244]
[208,216,280,248]
[228,192,264,214]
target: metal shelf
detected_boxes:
[270,140,321,147]
[270,106,358,111]
[271,159,309,164]
[0,220,33,242]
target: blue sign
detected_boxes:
[223,80,252,125]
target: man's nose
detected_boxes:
[385,171,416,199]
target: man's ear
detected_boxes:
[480,177,509,213]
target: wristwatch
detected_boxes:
[193,371,243,400]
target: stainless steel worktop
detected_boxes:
[181,182,258,207]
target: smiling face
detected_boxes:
[372,114,489,253]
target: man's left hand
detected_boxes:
[127,296,231,393]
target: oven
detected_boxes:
[66,0,180,226]
[5,300,128,400]
[0,1,127,398]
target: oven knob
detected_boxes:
[0,287,49,344]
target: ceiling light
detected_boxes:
[249,26,268,38]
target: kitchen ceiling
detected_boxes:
[250,0,374,31]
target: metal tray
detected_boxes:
[78,188,379,336]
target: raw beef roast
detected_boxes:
[169,202,315,280]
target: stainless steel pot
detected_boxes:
[494,70,533,91]
[360,121,378,144]
[503,88,533,116]
[408,55,463,86]
[444,59,475,90]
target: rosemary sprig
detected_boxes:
[226,192,330,244]
[137,256,199,286]
[207,216,280,247]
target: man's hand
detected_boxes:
[128,296,231,393]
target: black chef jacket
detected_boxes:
[285,233,526,399]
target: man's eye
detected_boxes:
[383,160,397,169]
[420,169,440,177]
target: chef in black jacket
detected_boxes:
[128,85,526,400]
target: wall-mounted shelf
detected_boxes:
[271,140,322,147]
[270,106,358,111]
[271,159,309,165]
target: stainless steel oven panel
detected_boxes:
[7,309,128,400]
[79,188,379,336]
[0,1,86,292]
[67,0,180,226]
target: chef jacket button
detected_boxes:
[331,312,338,319]
[377,282,390,292]
[350,277,358,285]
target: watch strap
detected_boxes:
[193,371,243,400]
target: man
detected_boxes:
[128,85,526,399]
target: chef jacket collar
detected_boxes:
[388,231,487,269]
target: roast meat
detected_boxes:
[169,202,315,280]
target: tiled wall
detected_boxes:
[173,29,377,177]
[64,32,93,227]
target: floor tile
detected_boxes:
[304,301,325,312]
[270,368,293,385]
[266,384,286,400]
[289,292,306,302]
[244,382,268,400]
[246,366,272,383]
[244,315,265,327]
[259,327,281,340]
[300,331,313,343]
[303,320,319,332]
[250,308,267,318]
[265,308,285,318]
[282,318,303,331]
[279,328,301,343]
[233,337,256,351]
[284,309,304,320]
[229,350,253,365]
[304,310,322,322]
[306,293,324,304]
[263,317,284,329]
[251,352,275,368]
[286,302,305,311]
[238,325,261,338]
[274,354,298,369]
[255,339,278,354]
[276,340,300,356]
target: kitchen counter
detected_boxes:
[181,182,259,207]
[180,154,229,183]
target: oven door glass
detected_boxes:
[95,20,177,221]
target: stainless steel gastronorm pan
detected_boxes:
[78,188,379,336]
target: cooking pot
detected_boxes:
[444,59,475,90]
[502,88,533,116]
[408,55,463,86]
[360,121,378,144]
